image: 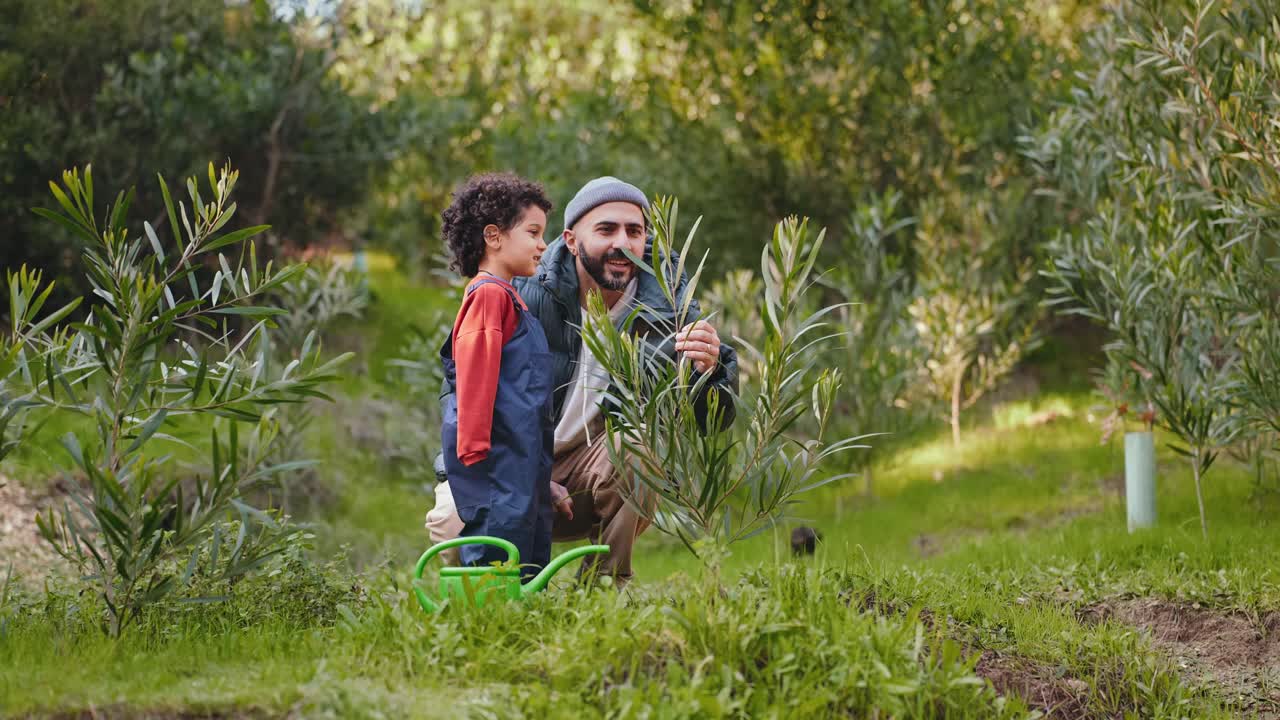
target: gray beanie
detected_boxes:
[562,176,650,234]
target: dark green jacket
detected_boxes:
[512,237,739,432]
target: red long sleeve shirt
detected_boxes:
[452,276,525,466]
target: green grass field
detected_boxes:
[3,263,1278,719]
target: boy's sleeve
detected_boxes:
[453,283,519,466]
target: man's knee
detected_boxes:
[592,436,657,535]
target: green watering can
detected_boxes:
[412,536,610,613]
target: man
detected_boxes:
[427,176,739,586]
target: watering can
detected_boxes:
[412,536,610,613]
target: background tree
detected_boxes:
[907,196,1042,447]
[322,0,1099,270]
[1033,0,1280,536]
[1046,199,1242,539]
[628,0,1093,265]
[820,191,923,491]
[1,0,398,299]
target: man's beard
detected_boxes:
[579,247,634,291]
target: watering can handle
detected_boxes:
[412,536,520,613]
[414,536,521,578]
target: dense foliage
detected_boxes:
[4,0,1095,273]
[1,0,400,299]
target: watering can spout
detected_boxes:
[522,544,611,595]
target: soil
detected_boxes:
[974,650,1093,719]
[1082,597,1280,717]
[0,474,73,587]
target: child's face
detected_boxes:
[492,205,548,277]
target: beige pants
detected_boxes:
[423,481,466,566]
[424,437,651,584]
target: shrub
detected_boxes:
[1,163,351,635]
[582,198,870,563]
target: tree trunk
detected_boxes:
[251,47,305,226]
[1192,448,1208,540]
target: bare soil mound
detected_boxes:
[975,650,1093,719]
[1083,597,1280,717]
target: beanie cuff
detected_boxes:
[563,176,650,233]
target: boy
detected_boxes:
[438,173,572,575]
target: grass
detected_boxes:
[1,571,1013,718]
[3,260,1279,718]
[5,391,1276,717]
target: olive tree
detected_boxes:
[582,198,871,566]
[819,191,923,492]
[2,164,350,635]
[907,197,1042,447]
[1032,0,1280,536]
[1045,206,1242,538]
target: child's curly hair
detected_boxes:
[441,173,553,277]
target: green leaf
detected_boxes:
[47,182,88,232]
[82,165,94,219]
[190,353,209,403]
[141,576,176,605]
[30,207,94,243]
[59,432,86,470]
[108,187,134,233]
[144,222,165,262]
[26,297,82,337]
[125,409,168,456]
[158,174,183,249]
[209,523,223,570]
[196,225,271,256]
[209,306,289,317]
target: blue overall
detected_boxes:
[440,278,554,577]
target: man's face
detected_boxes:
[565,201,647,292]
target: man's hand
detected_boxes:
[675,320,721,374]
[550,481,574,521]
